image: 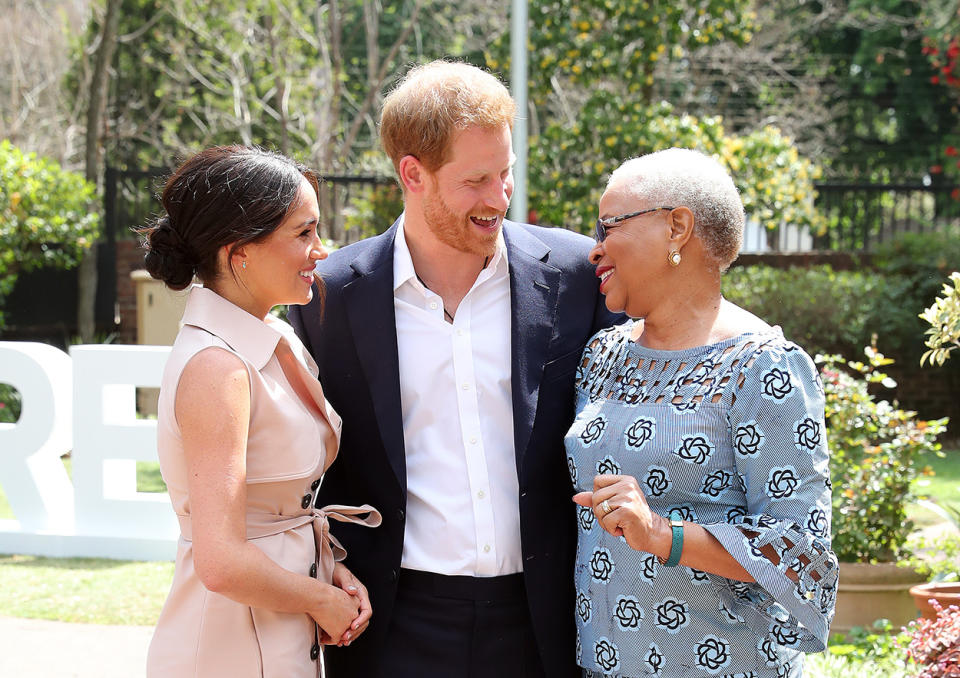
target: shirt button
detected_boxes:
[477,490,485,499]
[389,569,398,582]
[457,329,464,336]
[469,436,477,444]
[483,544,491,553]
[310,478,321,491]
[462,383,470,390]
[301,494,312,509]
[310,643,320,660]
[309,562,318,578]
[396,508,405,522]
[429,301,438,310]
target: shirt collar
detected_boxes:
[392,212,508,293]
[180,286,285,370]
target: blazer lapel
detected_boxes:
[504,223,561,474]
[342,222,407,491]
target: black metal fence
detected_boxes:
[4,168,959,344]
[812,182,960,251]
[101,167,400,245]
[99,169,960,252]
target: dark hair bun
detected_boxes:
[137,146,319,291]
[143,216,196,290]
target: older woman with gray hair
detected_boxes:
[565,148,837,677]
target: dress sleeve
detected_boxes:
[700,341,838,653]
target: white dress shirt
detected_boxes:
[393,217,521,576]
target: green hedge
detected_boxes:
[722,264,915,359]
[725,229,960,365]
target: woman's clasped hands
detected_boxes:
[314,562,372,647]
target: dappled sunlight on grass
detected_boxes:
[806,650,910,678]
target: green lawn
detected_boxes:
[806,651,910,678]
[137,461,166,493]
[0,554,173,624]
[915,449,960,505]
[0,458,172,625]
[908,447,960,527]
[0,479,10,520]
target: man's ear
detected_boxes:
[668,206,695,249]
[398,155,428,194]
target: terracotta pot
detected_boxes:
[910,583,960,620]
[832,561,927,634]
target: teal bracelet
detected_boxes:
[660,511,684,567]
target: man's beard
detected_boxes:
[422,186,502,258]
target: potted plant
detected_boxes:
[906,501,960,620]
[818,344,948,634]
[904,273,960,620]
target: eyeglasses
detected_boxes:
[594,206,675,242]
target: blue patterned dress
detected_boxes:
[564,322,838,678]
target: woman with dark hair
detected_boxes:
[566,148,837,677]
[143,146,380,677]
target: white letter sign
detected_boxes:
[0,341,178,560]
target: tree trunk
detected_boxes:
[78,0,121,342]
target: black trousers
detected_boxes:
[377,568,547,678]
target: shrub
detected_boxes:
[873,232,960,360]
[904,600,960,677]
[0,140,101,326]
[342,182,403,239]
[829,619,910,667]
[920,271,960,366]
[906,501,960,581]
[724,234,960,369]
[722,264,913,358]
[817,345,948,562]
[527,98,824,242]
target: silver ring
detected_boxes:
[599,499,613,517]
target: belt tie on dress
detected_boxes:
[177,503,380,670]
[177,503,381,582]
[300,504,380,660]
[305,503,382,582]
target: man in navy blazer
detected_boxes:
[289,61,619,678]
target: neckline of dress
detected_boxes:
[621,320,782,358]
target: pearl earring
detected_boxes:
[668,250,681,266]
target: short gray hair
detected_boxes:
[607,148,744,269]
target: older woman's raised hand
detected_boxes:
[573,475,671,556]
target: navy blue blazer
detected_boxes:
[289,218,621,678]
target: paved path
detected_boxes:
[0,616,152,678]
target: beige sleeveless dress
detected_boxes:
[146,286,380,678]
